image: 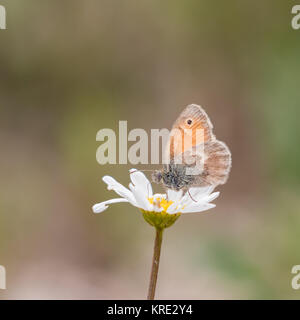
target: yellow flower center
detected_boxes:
[148,197,174,212]
[141,196,181,229]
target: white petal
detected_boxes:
[181,191,220,214]
[166,202,180,214]
[181,203,216,214]
[167,189,183,202]
[102,176,137,206]
[205,191,220,203]
[92,198,129,213]
[195,190,218,203]
[170,187,220,214]
[129,169,153,198]
[129,183,152,211]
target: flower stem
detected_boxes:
[147,227,164,300]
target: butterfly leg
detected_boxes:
[188,189,197,203]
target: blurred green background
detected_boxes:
[0,0,300,299]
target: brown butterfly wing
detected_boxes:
[171,138,231,187]
[165,104,215,161]
[194,141,231,186]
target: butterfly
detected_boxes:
[152,104,231,194]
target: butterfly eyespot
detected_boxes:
[187,119,192,125]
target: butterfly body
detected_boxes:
[152,104,231,192]
[153,163,196,191]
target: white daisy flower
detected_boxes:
[92,169,220,229]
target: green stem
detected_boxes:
[147,227,164,300]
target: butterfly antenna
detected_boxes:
[129,169,155,175]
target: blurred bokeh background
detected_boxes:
[0,0,300,299]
